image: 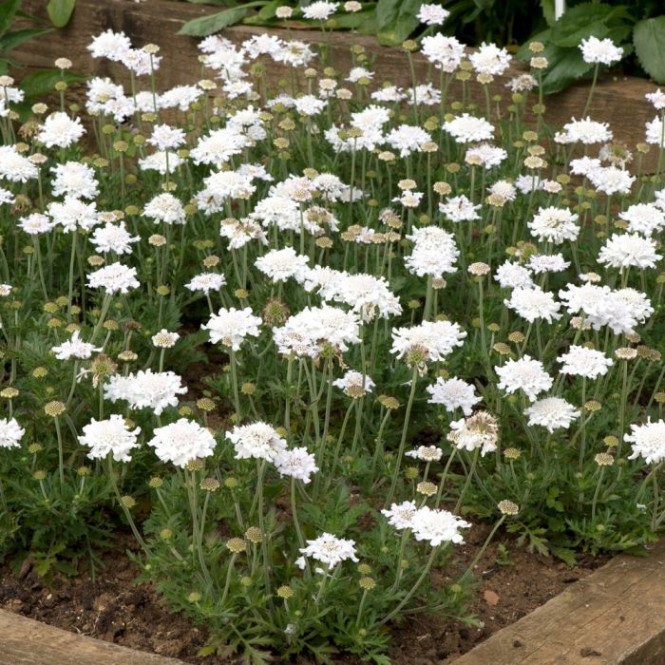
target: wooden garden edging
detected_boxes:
[454,538,665,664]
[1,540,664,664]
[13,0,662,168]
[0,606,185,665]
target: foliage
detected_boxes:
[2,11,665,661]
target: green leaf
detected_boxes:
[541,45,595,94]
[634,17,665,84]
[46,0,76,28]
[551,3,614,47]
[177,3,264,36]
[540,0,555,27]
[0,0,21,39]
[0,27,51,52]
[19,69,88,99]
[375,0,420,45]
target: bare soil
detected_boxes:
[0,528,608,664]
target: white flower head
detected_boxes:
[0,418,25,449]
[37,112,86,149]
[411,507,471,546]
[298,532,358,569]
[104,369,187,415]
[495,355,553,402]
[79,414,141,462]
[87,262,139,294]
[558,345,614,379]
[426,377,481,416]
[417,3,450,25]
[202,307,261,350]
[226,421,287,462]
[274,447,319,484]
[580,36,623,66]
[524,397,580,433]
[52,331,102,360]
[148,418,216,468]
[626,419,665,465]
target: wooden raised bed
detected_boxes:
[13,0,661,164]
[2,539,664,664]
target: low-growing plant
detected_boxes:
[2,6,665,661]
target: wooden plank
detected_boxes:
[453,539,665,664]
[0,607,186,665]
[13,0,660,169]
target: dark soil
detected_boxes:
[0,528,608,664]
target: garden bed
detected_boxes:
[14,0,660,164]
[0,528,605,664]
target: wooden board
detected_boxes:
[454,539,665,664]
[12,0,661,171]
[0,607,186,665]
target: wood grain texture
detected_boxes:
[0,608,186,665]
[13,0,660,170]
[454,539,665,664]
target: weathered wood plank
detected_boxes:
[0,607,186,665]
[453,539,665,664]
[14,0,660,167]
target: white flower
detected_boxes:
[619,203,665,237]
[524,397,580,433]
[495,261,534,289]
[391,320,467,364]
[185,272,226,295]
[148,418,216,468]
[0,418,25,449]
[569,156,601,176]
[420,34,464,72]
[646,88,665,111]
[405,445,443,462]
[148,124,186,151]
[37,112,85,148]
[19,212,53,235]
[255,247,309,283]
[90,221,139,255]
[190,127,248,167]
[160,85,204,111]
[51,161,99,200]
[626,419,665,465]
[226,421,287,462]
[52,331,101,360]
[527,253,570,274]
[495,355,553,402]
[0,145,38,182]
[104,369,187,415]
[410,507,471,546]
[465,143,507,169]
[332,370,375,398]
[203,307,261,350]
[528,206,579,244]
[597,233,660,270]
[562,117,612,145]
[557,345,614,379]
[302,1,338,20]
[580,36,623,66]
[470,42,511,75]
[504,286,561,323]
[87,262,139,294]
[587,165,634,196]
[417,3,450,25]
[426,377,482,416]
[138,151,183,175]
[331,272,402,321]
[443,114,494,143]
[274,447,319,483]
[385,124,432,157]
[79,414,141,462]
[152,329,179,348]
[298,532,358,569]
[448,412,499,456]
[381,501,418,530]
[143,192,187,225]
[88,29,132,61]
[405,226,459,278]
[439,195,481,223]
[48,197,99,233]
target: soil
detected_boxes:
[0,528,608,664]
